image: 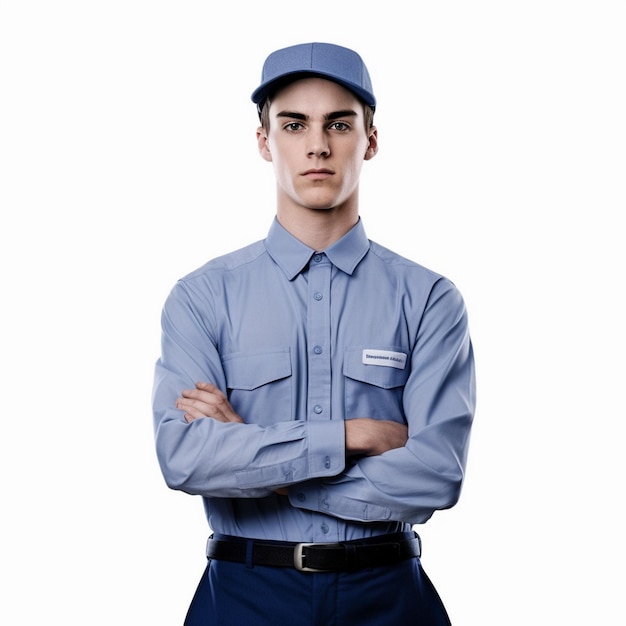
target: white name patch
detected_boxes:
[362,349,407,370]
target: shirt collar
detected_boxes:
[265,217,370,280]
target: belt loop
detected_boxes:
[344,543,358,569]
[245,539,254,569]
[206,533,214,561]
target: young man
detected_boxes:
[152,42,476,625]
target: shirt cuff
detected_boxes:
[305,419,346,477]
[234,419,345,489]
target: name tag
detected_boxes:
[362,349,407,370]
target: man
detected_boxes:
[152,42,476,625]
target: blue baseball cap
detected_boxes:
[251,42,376,112]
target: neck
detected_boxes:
[276,206,359,251]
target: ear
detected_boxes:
[257,126,273,162]
[364,126,378,161]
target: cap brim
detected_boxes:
[251,71,376,109]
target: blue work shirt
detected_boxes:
[152,218,475,543]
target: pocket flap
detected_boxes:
[223,349,292,391]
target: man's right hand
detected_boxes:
[344,418,408,457]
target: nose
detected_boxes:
[307,128,330,158]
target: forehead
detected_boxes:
[269,77,364,114]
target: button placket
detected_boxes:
[306,253,339,542]
[306,253,331,421]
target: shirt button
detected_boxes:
[296,493,305,502]
[313,254,323,263]
[313,405,323,414]
[313,291,323,301]
[313,345,323,355]
[321,523,329,534]
[324,456,331,468]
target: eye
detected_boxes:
[329,122,350,131]
[284,122,304,132]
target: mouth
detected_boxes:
[302,168,334,180]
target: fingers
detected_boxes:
[177,382,244,424]
[194,382,243,422]
[182,406,216,423]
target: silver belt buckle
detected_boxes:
[293,542,335,572]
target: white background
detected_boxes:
[1,1,624,624]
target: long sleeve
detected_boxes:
[152,278,346,498]
[288,279,476,524]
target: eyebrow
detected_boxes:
[275,109,358,121]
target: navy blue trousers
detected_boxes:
[184,557,451,625]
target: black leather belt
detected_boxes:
[206,531,421,572]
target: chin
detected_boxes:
[300,195,344,211]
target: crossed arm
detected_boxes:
[177,381,408,458]
[156,277,474,522]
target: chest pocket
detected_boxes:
[343,347,410,423]
[222,349,292,425]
